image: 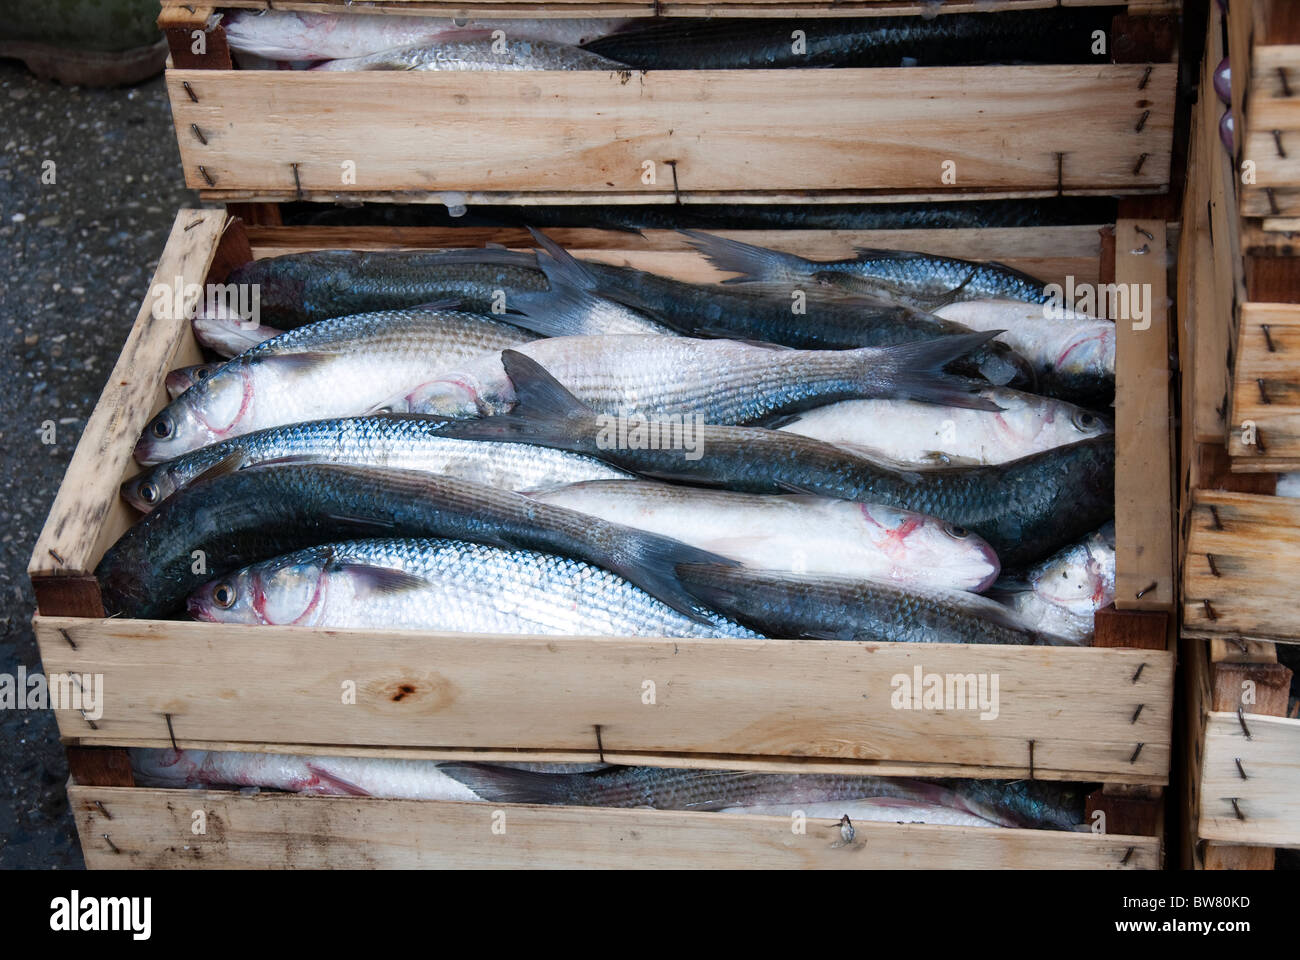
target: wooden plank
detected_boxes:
[1114,218,1174,611]
[1228,304,1300,462]
[166,65,1175,201]
[1203,843,1276,869]
[1199,712,1300,848]
[244,224,1105,289]
[158,5,232,71]
[68,785,1161,870]
[66,748,134,788]
[33,617,1175,783]
[1184,490,1300,642]
[26,210,225,587]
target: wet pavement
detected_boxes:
[0,59,197,868]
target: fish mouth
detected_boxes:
[974,543,1002,593]
[186,594,217,622]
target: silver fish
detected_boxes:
[532,480,999,591]
[188,538,760,638]
[776,388,1111,466]
[994,523,1115,644]
[164,363,223,400]
[122,415,634,513]
[313,35,626,72]
[131,747,485,801]
[381,331,999,423]
[720,799,1002,828]
[223,10,632,61]
[135,307,536,464]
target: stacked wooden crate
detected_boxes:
[30,0,1183,868]
[1179,0,1300,871]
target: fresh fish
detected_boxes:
[164,363,222,400]
[934,300,1115,408]
[438,762,1081,828]
[683,230,1049,305]
[532,480,999,592]
[224,10,632,61]
[775,388,1111,466]
[314,34,626,72]
[382,331,1002,423]
[96,462,728,620]
[133,747,1085,829]
[121,415,633,513]
[1214,58,1231,105]
[189,538,758,638]
[515,230,1034,389]
[582,10,1114,71]
[134,306,536,465]
[677,564,1062,646]
[131,747,485,801]
[191,307,285,357]
[719,799,1002,828]
[992,524,1116,644]
[438,352,1116,567]
[225,248,547,328]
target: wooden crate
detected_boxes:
[156,3,1179,206]
[1182,637,1297,870]
[29,208,1175,863]
[1226,0,1300,225]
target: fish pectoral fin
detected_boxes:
[252,352,339,377]
[189,449,250,488]
[408,297,467,312]
[800,627,866,643]
[303,763,373,797]
[325,512,396,530]
[339,563,431,598]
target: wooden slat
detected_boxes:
[166,64,1175,203]
[34,617,1174,783]
[1184,490,1300,642]
[1228,303,1300,463]
[26,210,225,586]
[68,785,1161,870]
[1114,218,1174,611]
[1199,712,1300,848]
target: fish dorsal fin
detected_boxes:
[250,352,338,377]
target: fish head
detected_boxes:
[1029,532,1116,618]
[121,464,181,513]
[134,368,251,465]
[130,747,206,786]
[1051,323,1116,377]
[855,503,1001,592]
[164,363,220,400]
[985,389,1113,452]
[188,551,330,626]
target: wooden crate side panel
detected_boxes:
[1199,712,1300,848]
[35,617,1174,783]
[68,785,1161,870]
[1184,490,1300,641]
[1114,218,1175,611]
[27,210,225,588]
[1229,303,1300,462]
[165,65,1175,201]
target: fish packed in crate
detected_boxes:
[99,231,1118,645]
[218,7,1117,73]
[133,747,1092,831]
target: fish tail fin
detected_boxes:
[866,333,1006,411]
[438,762,589,805]
[681,230,811,284]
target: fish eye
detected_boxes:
[944,524,969,540]
[139,481,159,504]
[1072,410,1098,431]
[151,417,172,439]
[212,583,236,608]
[195,368,210,380]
